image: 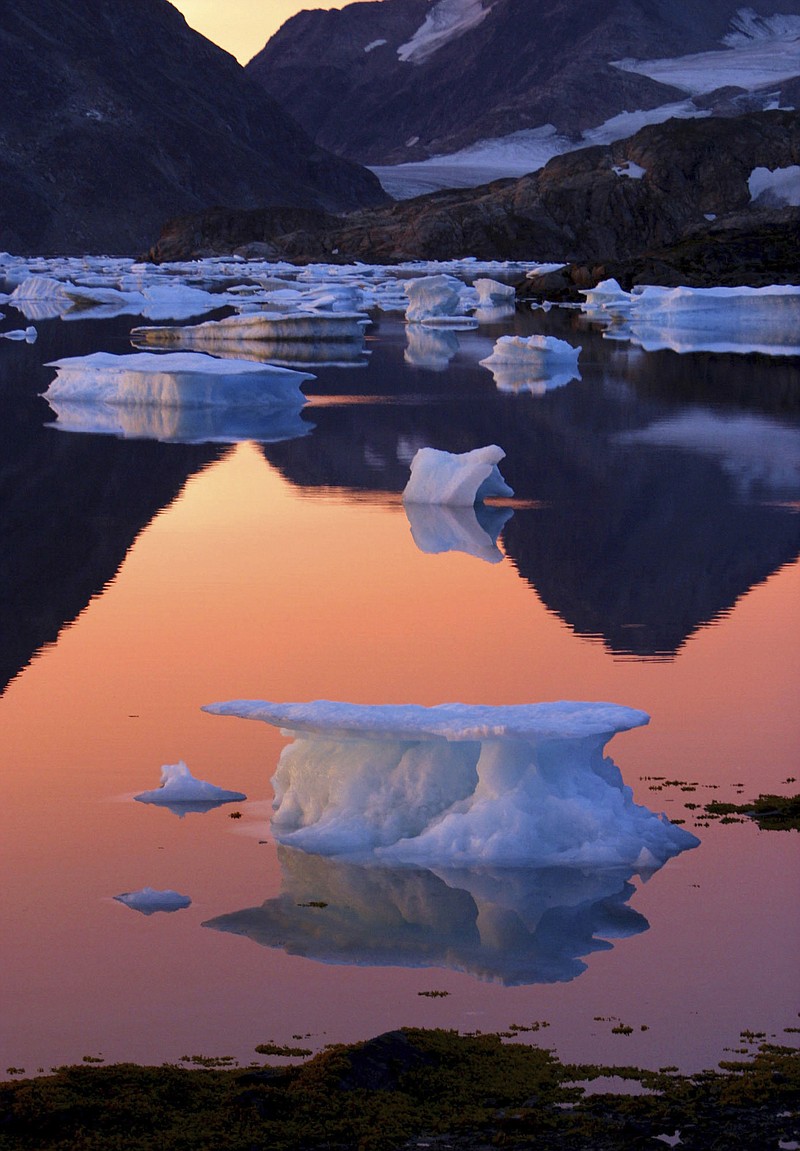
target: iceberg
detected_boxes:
[134,760,246,816]
[114,887,192,915]
[473,278,517,307]
[6,275,230,322]
[582,284,800,356]
[43,352,314,410]
[131,310,370,347]
[403,445,514,506]
[203,846,650,985]
[479,335,581,393]
[202,699,699,869]
[0,326,37,342]
[404,501,512,563]
[404,274,471,323]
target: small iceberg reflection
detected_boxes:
[405,501,513,563]
[134,760,246,818]
[203,847,649,985]
[404,325,460,370]
[114,887,192,915]
[480,335,581,394]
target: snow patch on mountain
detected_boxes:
[398,0,497,64]
[724,7,800,45]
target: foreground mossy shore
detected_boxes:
[1,1028,798,1151]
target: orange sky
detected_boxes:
[170,0,380,64]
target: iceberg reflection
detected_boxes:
[203,846,649,984]
[404,500,513,563]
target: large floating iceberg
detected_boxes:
[203,846,650,984]
[403,445,514,506]
[43,352,313,409]
[134,761,246,817]
[202,699,699,869]
[404,274,474,324]
[581,283,800,356]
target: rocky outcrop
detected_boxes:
[146,110,800,287]
[0,0,386,255]
[247,0,800,164]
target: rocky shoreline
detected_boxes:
[1,1027,798,1150]
[144,110,800,299]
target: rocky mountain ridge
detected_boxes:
[0,0,386,255]
[146,109,800,290]
[247,0,800,166]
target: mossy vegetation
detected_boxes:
[1,1028,797,1150]
[704,793,800,830]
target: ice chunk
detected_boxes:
[403,445,514,506]
[43,352,313,409]
[0,326,37,342]
[578,278,633,316]
[131,310,370,346]
[748,165,800,207]
[114,887,191,915]
[615,284,800,356]
[201,699,698,869]
[134,760,246,816]
[404,275,470,323]
[203,846,650,985]
[404,501,512,563]
[473,278,517,307]
[479,335,581,392]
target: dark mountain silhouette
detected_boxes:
[0,0,386,255]
[247,0,800,164]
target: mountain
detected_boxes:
[0,0,387,255]
[146,108,800,286]
[247,0,800,175]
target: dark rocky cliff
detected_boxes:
[147,109,800,286]
[0,0,387,255]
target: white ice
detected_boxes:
[114,887,192,915]
[748,165,800,206]
[43,351,314,409]
[479,334,581,393]
[582,284,800,356]
[0,326,37,342]
[5,275,235,322]
[473,278,517,306]
[404,274,472,323]
[202,699,699,869]
[132,310,370,346]
[613,161,647,180]
[135,760,246,815]
[403,444,513,506]
[398,0,496,64]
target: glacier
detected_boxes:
[203,845,652,985]
[134,760,246,816]
[402,445,514,506]
[202,699,699,870]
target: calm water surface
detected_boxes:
[1,286,798,1075]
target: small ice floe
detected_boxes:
[132,309,370,347]
[479,334,581,392]
[114,887,192,915]
[201,699,700,869]
[578,277,634,318]
[404,501,513,563]
[473,278,517,307]
[43,352,313,409]
[402,444,513,506]
[404,274,472,323]
[0,326,37,342]
[134,760,246,817]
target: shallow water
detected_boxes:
[1,272,798,1076]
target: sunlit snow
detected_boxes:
[398,0,497,64]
